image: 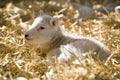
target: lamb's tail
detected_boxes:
[93,48,110,63]
[99,49,110,61]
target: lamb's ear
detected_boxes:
[50,17,60,27]
[50,14,63,27]
[39,10,45,16]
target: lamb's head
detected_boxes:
[25,12,61,46]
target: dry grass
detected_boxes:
[0,0,120,80]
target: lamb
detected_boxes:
[25,11,110,63]
[71,2,95,19]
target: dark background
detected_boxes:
[0,0,120,8]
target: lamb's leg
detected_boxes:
[47,49,61,64]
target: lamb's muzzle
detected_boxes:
[25,34,28,39]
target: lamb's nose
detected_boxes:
[25,34,29,38]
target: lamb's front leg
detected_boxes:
[47,46,77,64]
[57,44,84,63]
[47,48,61,64]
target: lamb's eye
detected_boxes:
[37,26,45,31]
[40,27,45,29]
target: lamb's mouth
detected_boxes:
[25,37,33,41]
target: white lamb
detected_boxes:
[25,11,110,63]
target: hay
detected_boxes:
[0,1,120,80]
